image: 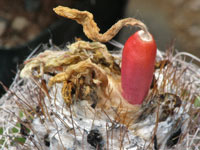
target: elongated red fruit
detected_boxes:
[121,30,157,105]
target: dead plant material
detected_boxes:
[49,59,108,105]
[53,6,149,42]
[20,41,120,78]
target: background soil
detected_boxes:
[0,0,73,48]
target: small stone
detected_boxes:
[11,16,29,31]
[0,19,7,36]
[188,0,200,11]
[188,25,200,37]
[26,24,40,40]
[5,35,25,48]
[170,0,184,6]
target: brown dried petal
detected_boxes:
[53,6,148,42]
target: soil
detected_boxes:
[0,0,73,48]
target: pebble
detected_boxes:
[188,0,200,11]
[0,19,7,36]
[188,25,200,37]
[11,16,29,31]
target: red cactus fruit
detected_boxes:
[121,30,157,105]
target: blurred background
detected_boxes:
[0,0,200,96]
